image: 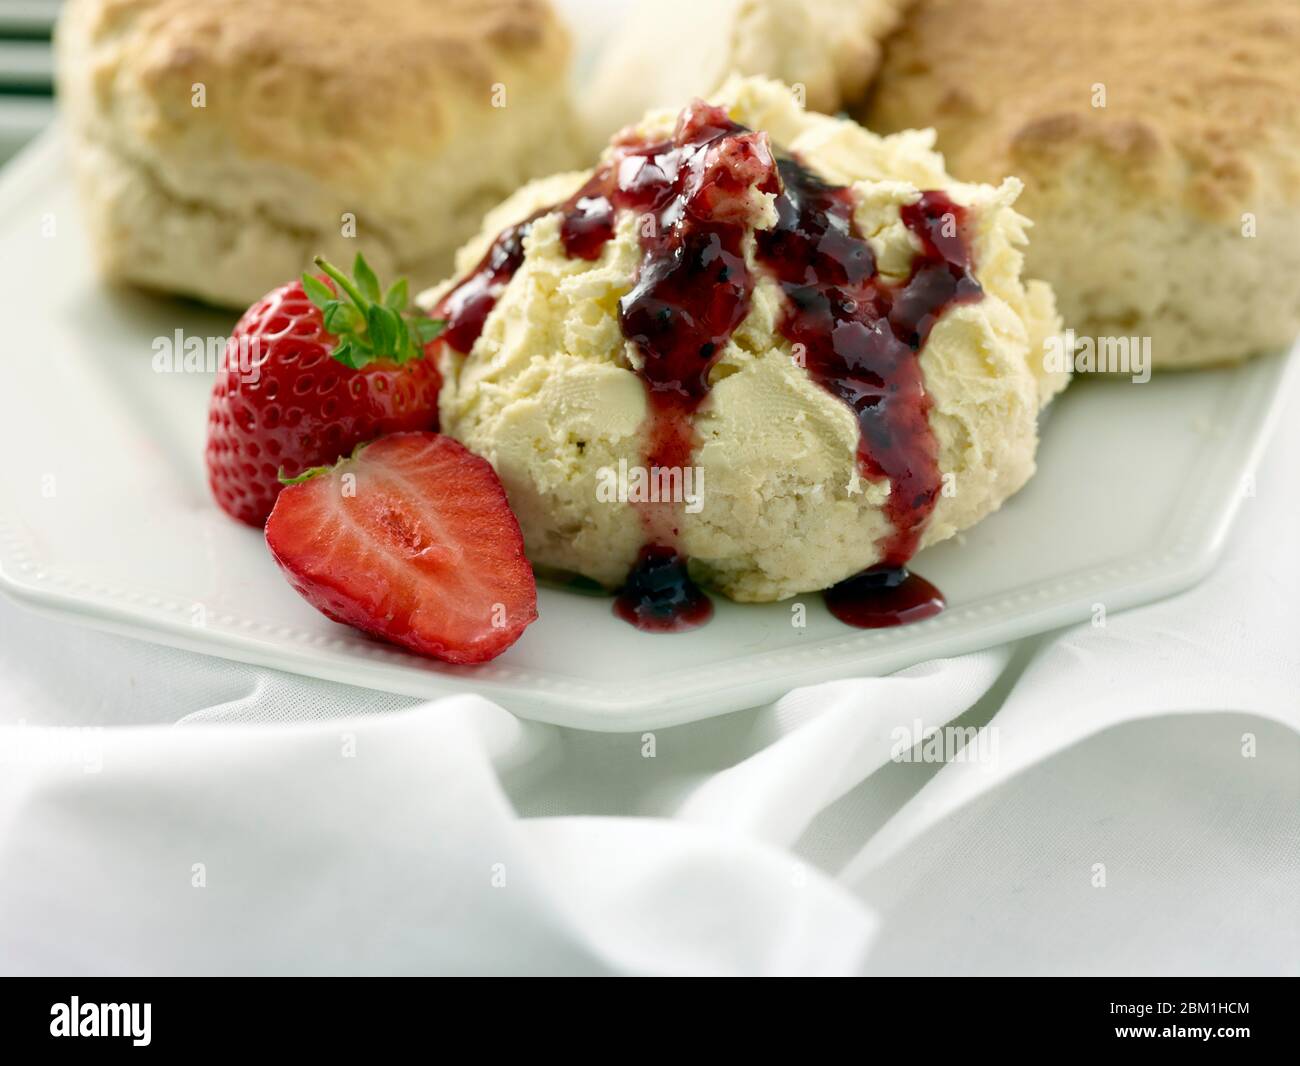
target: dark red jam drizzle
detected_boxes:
[757,164,980,567]
[437,212,540,354]
[756,162,978,628]
[612,544,715,633]
[433,100,981,632]
[568,104,779,631]
[564,105,780,510]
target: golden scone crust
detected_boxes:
[56,0,580,307]
[864,0,1300,368]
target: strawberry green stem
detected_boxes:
[313,256,369,311]
[300,253,443,370]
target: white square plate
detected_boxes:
[1,131,1294,730]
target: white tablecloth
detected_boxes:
[2,379,1296,975]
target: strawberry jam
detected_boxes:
[757,170,980,567]
[613,544,715,633]
[563,102,779,629]
[435,99,982,632]
[561,102,779,517]
[437,213,539,355]
[823,564,945,629]
[755,167,977,630]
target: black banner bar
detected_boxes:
[0,976,1290,1052]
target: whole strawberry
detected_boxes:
[206,254,446,526]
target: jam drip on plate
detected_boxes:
[434,99,982,632]
[613,544,715,633]
[823,563,945,629]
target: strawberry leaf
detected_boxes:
[322,300,363,336]
[310,254,439,370]
[354,254,381,302]
[330,340,359,368]
[366,305,395,354]
[384,278,409,312]
[301,273,334,309]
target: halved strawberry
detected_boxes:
[265,432,537,664]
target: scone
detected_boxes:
[419,76,1066,602]
[55,0,581,309]
[863,0,1300,369]
[579,0,911,150]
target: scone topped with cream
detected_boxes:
[420,77,1066,610]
